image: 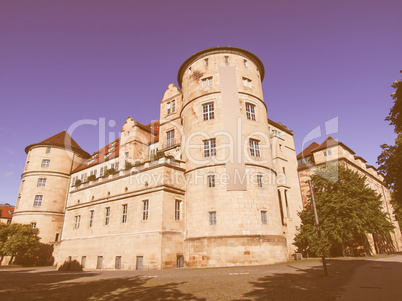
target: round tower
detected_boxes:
[13,131,89,243]
[178,47,288,267]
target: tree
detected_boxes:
[294,164,395,257]
[2,223,40,264]
[0,223,9,262]
[377,71,402,226]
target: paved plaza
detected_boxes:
[1,254,402,300]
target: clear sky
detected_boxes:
[1,0,401,205]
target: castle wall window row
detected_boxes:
[208,175,215,188]
[74,215,81,229]
[175,200,181,221]
[201,77,213,88]
[261,211,268,224]
[105,207,110,225]
[209,212,217,225]
[122,204,128,223]
[89,210,94,227]
[142,200,149,221]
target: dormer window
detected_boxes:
[167,102,171,115]
[201,77,213,88]
[243,77,252,88]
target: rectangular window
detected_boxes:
[167,102,171,115]
[97,256,103,269]
[202,103,214,121]
[115,162,119,170]
[81,256,86,268]
[201,77,213,88]
[204,58,208,66]
[55,233,59,242]
[323,149,332,156]
[46,147,51,153]
[257,175,263,188]
[249,139,261,157]
[105,207,110,225]
[89,210,94,227]
[143,200,149,221]
[31,222,36,229]
[33,195,43,207]
[74,215,81,229]
[207,175,215,188]
[242,77,252,88]
[244,60,248,67]
[246,103,256,121]
[41,159,50,167]
[172,100,176,113]
[175,200,181,221]
[166,130,175,148]
[203,139,216,157]
[21,180,25,189]
[115,256,122,269]
[209,212,217,225]
[100,167,104,177]
[261,211,268,224]
[16,196,21,209]
[122,204,128,223]
[225,56,229,63]
[125,152,129,160]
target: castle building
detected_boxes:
[13,46,305,270]
[297,136,402,252]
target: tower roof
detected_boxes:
[25,130,90,158]
[177,46,265,88]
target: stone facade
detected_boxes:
[297,137,402,252]
[14,47,305,270]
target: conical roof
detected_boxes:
[25,131,90,158]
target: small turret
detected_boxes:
[13,131,90,243]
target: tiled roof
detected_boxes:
[268,119,293,135]
[73,138,120,173]
[25,131,90,158]
[296,142,320,159]
[312,136,339,152]
[0,206,14,219]
[72,119,160,173]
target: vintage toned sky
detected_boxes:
[1,0,401,205]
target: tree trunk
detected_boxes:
[9,255,14,265]
[342,242,346,257]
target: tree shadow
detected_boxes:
[238,259,370,301]
[0,269,205,301]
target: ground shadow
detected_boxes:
[238,259,372,301]
[0,269,205,301]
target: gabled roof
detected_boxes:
[0,206,14,219]
[268,119,293,135]
[25,131,90,158]
[296,142,320,159]
[312,136,339,152]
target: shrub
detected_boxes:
[104,168,115,176]
[125,161,133,170]
[74,179,82,187]
[87,175,96,182]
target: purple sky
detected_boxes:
[1,0,401,205]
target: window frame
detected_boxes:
[142,200,149,221]
[207,175,215,188]
[202,103,215,121]
[122,204,128,224]
[74,215,81,229]
[175,200,181,221]
[105,207,110,225]
[41,159,50,168]
[257,174,263,188]
[209,211,217,226]
[261,211,268,224]
[245,103,256,121]
[46,147,51,154]
[203,139,217,158]
[33,195,43,207]
[166,129,175,148]
[89,210,94,227]
[249,138,261,157]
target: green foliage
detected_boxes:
[377,72,402,227]
[87,175,96,182]
[1,223,40,264]
[104,168,115,176]
[294,164,395,257]
[0,223,9,259]
[150,151,164,161]
[125,161,133,169]
[74,179,82,187]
